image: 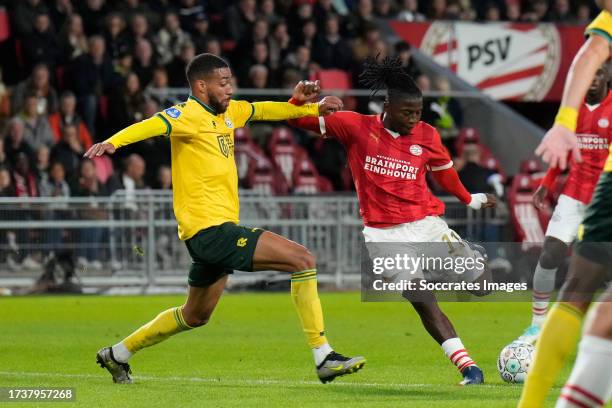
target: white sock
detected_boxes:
[532,262,557,326]
[111,342,133,363]
[312,342,333,366]
[556,335,612,408]
[441,337,477,373]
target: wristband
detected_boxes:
[554,106,578,132]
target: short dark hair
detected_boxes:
[185,53,229,86]
[359,55,422,101]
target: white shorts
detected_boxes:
[546,194,586,243]
[363,216,485,283]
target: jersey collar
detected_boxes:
[189,94,217,115]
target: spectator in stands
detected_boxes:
[20,94,54,150]
[132,38,156,87]
[313,15,353,70]
[288,2,315,39]
[352,23,381,62]
[13,0,48,37]
[127,13,154,51]
[40,161,70,199]
[348,0,376,37]
[427,0,448,19]
[77,0,108,35]
[191,13,210,54]
[70,35,115,137]
[397,0,426,22]
[156,11,192,66]
[237,41,271,86]
[522,0,549,22]
[484,3,502,21]
[116,0,159,29]
[314,0,337,25]
[248,64,270,89]
[0,139,6,168]
[0,68,9,128]
[12,152,39,198]
[423,76,463,142]
[39,160,71,258]
[51,124,84,181]
[0,165,15,196]
[575,2,591,24]
[298,19,318,49]
[457,144,496,194]
[118,153,148,211]
[104,13,130,62]
[22,12,61,72]
[506,1,522,21]
[284,45,314,81]
[49,91,93,150]
[5,118,35,168]
[261,0,280,25]
[178,0,206,34]
[156,165,172,190]
[107,72,146,134]
[234,17,270,63]
[166,41,196,88]
[59,14,89,63]
[394,41,422,81]
[49,0,74,32]
[374,0,397,18]
[224,0,257,42]
[549,0,573,22]
[74,159,108,270]
[11,64,58,116]
[202,37,222,57]
[269,21,291,72]
[144,67,175,108]
[35,145,50,184]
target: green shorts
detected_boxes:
[185,222,265,287]
[575,172,612,266]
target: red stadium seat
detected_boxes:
[245,158,288,195]
[292,154,323,194]
[519,158,543,175]
[234,127,267,184]
[310,69,352,90]
[0,8,10,42]
[268,127,302,188]
[508,174,550,249]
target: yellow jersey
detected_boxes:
[105,95,319,240]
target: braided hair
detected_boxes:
[359,55,421,101]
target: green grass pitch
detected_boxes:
[0,293,574,407]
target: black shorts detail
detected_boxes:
[576,172,612,266]
[185,222,264,287]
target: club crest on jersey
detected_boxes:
[164,107,181,119]
[409,145,423,156]
[225,118,234,129]
[598,118,609,128]
[217,134,233,158]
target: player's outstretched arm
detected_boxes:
[432,168,497,209]
[536,28,610,169]
[83,116,168,158]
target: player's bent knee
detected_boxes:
[539,250,562,269]
[291,249,317,272]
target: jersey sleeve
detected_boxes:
[156,105,195,137]
[586,11,612,44]
[104,115,167,148]
[228,100,255,128]
[426,128,453,171]
[319,111,360,145]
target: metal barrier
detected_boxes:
[0,191,509,288]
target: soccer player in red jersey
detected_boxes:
[288,57,496,385]
[517,63,612,345]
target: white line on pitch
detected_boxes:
[0,371,520,389]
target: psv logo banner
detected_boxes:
[388,21,586,101]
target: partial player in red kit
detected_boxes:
[517,62,612,345]
[288,57,497,385]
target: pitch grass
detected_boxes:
[0,293,573,407]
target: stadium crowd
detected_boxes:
[0,0,595,201]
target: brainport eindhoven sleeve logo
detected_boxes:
[217,134,233,158]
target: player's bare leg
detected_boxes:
[252,231,365,383]
[97,276,227,383]
[520,236,568,344]
[556,288,612,407]
[404,287,483,385]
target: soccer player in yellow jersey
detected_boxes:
[518,6,612,408]
[88,53,365,384]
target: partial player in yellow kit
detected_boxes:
[518,8,612,408]
[86,53,365,385]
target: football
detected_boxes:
[497,341,535,383]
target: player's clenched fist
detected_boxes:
[292,80,322,102]
[83,142,116,158]
[318,96,344,116]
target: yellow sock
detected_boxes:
[123,306,193,353]
[518,303,584,408]
[291,269,328,348]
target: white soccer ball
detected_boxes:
[497,341,535,383]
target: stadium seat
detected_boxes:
[235,127,268,184]
[292,153,332,194]
[519,158,544,175]
[245,158,288,195]
[310,69,352,90]
[268,127,303,188]
[508,174,550,249]
[0,8,9,42]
